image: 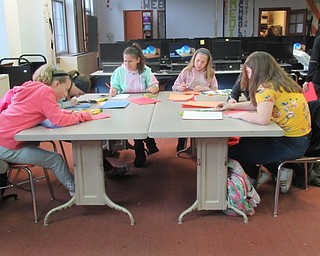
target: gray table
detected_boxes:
[15,93,155,226]
[148,92,284,223]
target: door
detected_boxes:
[124,11,143,41]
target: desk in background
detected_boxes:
[15,94,156,226]
[90,70,241,93]
[149,92,284,223]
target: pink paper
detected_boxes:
[303,82,318,102]
[130,97,161,105]
[91,113,110,120]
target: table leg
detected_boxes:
[178,138,228,223]
[43,140,134,225]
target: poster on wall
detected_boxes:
[223,0,253,37]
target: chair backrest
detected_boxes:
[0,58,32,88]
[19,54,47,75]
[305,100,320,156]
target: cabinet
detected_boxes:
[124,10,153,40]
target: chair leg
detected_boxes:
[304,162,309,190]
[43,168,55,200]
[273,163,284,217]
[23,166,39,223]
[59,141,68,163]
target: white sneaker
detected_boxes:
[279,167,293,193]
[255,171,272,188]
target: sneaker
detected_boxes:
[255,171,272,188]
[105,165,130,178]
[279,167,293,193]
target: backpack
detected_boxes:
[222,158,260,223]
[308,163,320,187]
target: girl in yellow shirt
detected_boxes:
[216,51,311,191]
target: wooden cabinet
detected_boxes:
[124,10,153,40]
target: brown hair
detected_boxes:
[241,51,302,106]
[123,43,146,74]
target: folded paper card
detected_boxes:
[100,100,130,109]
[182,111,223,120]
[181,101,221,108]
[130,97,161,105]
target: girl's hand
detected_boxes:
[215,102,230,111]
[109,87,117,97]
[303,82,309,92]
[227,98,237,104]
[147,86,159,94]
[181,82,188,91]
[70,98,78,106]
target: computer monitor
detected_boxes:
[134,41,162,62]
[210,40,241,60]
[264,42,293,62]
[248,41,266,53]
[167,40,197,63]
[99,42,130,63]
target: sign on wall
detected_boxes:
[142,0,165,10]
[224,0,253,37]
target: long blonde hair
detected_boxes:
[241,51,302,106]
[184,48,215,81]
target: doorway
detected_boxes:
[259,8,289,37]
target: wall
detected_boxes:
[96,0,308,41]
[166,0,216,38]
[0,0,55,64]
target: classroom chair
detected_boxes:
[0,163,55,223]
[273,157,320,217]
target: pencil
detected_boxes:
[105,82,111,89]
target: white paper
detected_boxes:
[182,111,223,120]
[113,94,130,99]
[77,93,109,101]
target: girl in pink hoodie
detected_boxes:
[0,64,92,196]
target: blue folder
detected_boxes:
[100,100,130,109]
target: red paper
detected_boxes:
[303,82,318,102]
[130,97,161,105]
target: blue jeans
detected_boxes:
[0,144,74,193]
[228,135,310,178]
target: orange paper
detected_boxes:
[168,93,194,102]
[181,101,221,108]
[183,91,200,95]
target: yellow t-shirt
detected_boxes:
[255,85,311,137]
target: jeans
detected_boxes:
[228,135,310,178]
[0,144,74,193]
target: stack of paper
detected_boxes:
[182,111,223,120]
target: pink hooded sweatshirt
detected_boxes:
[0,81,92,149]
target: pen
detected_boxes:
[105,82,111,89]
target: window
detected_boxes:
[52,0,68,54]
[287,9,307,35]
